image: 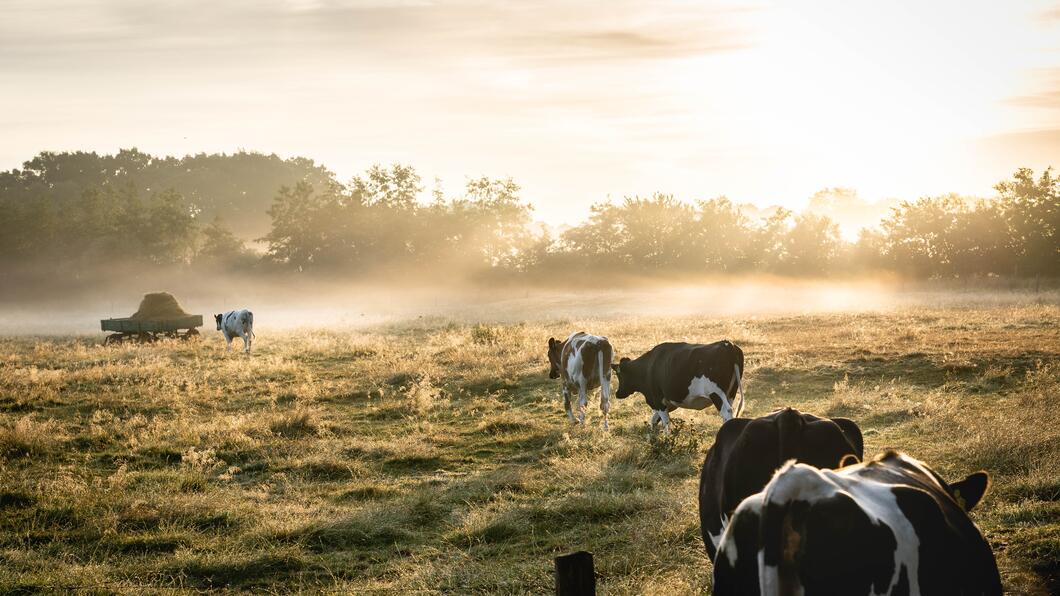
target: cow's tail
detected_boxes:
[725,362,745,418]
[243,311,255,338]
[759,462,811,596]
[734,363,745,418]
[758,462,838,596]
[776,407,804,464]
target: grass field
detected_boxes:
[1,299,1058,593]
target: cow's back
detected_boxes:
[642,341,740,398]
[560,332,612,389]
[699,408,863,559]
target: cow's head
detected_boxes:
[547,337,562,379]
[214,314,223,330]
[611,357,635,399]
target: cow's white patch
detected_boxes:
[708,512,730,551]
[762,462,924,596]
[686,375,732,420]
[719,494,762,567]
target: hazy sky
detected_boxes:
[2,0,1058,225]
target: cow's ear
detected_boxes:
[949,471,990,512]
[548,337,556,349]
[610,363,621,373]
[838,454,860,468]
[620,357,630,364]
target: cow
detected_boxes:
[699,407,863,560]
[547,332,614,430]
[611,340,744,430]
[713,450,1000,596]
[215,309,255,353]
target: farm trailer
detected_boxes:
[100,315,203,344]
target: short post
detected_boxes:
[554,550,595,596]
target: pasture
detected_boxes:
[0,300,1058,593]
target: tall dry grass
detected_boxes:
[0,302,1057,593]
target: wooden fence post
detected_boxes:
[554,550,595,596]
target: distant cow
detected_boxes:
[713,450,999,596]
[547,332,614,430]
[215,309,255,353]
[698,407,863,559]
[611,340,744,430]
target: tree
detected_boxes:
[697,197,749,272]
[198,218,247,263]
[143,189,199,264]
[262,182,332,269]
[750,208,791,272]
[995,167,1058,276]
[351,164,422,210]
[784,213,842,275]
[881,195,966,277]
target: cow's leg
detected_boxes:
[242,332,250,353]
[598,352,611,431]
[576,382,588,426]
[225,333,233,352]
[599,382,611,431]
[658,409,673,432]
[563,385,575,424]
[650,410,661,430]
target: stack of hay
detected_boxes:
[130,292,191,320]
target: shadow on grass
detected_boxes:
[163,552,316,589]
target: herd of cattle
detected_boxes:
[546,331,1002,595]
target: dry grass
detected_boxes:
[0,301,1057,593]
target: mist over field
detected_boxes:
[2,272,1057,337]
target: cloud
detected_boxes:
[1041,5,1060,21]
[0,0,751,67]
[1007,69,1060,112]
[975,128,1060,169]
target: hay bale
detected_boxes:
[130,292,191,320]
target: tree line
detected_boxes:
[0,150,1055,281]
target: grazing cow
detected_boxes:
[713,450,1000,596]
[215,309,255,353]
[547,332,614,429]
[611,340,744,430]
[699,407,863,559]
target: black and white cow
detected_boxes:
[713,450,1000,596]
[611,340,744,430]
[547,332,614,430]
[699,407,863,559]
[215,309,255,353]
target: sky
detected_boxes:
[1,0,1058,226]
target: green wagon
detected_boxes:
[100,315,203,344]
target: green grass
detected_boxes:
[0,304,1058,593]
